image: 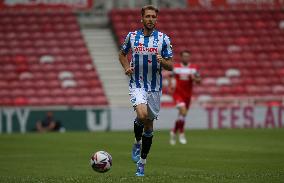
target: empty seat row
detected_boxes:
[0,11,108,107]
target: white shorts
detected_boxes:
[129,88,161,120]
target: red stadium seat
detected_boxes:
[0,11,108,107]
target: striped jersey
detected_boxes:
[121,29,173,92]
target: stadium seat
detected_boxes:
[0,11,108,107]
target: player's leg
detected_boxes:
[178,105,188,144]
[130,89,148,163]
[135,91,160,176]
[170,123,177,145]
[136,118,153,176]
[170,98,185,145]
[141,118,153,161]
[135,104,151,176]
[131,104,148,163]
[132,117,144,162]
[134,118,144,143]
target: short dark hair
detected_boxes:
[141,5,159,16]
[180,50,191,56]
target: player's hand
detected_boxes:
[191,72,201,83]
[125,67,134,76]
[156,54,163,63]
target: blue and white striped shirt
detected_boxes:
[121,29,173,92]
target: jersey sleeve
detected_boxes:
[161,34,173,59]
[191,64,201,77]
[120,32,131,54]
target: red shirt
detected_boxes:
[173,63,198,98]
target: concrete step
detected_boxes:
[95,68,121,74]
[97,68,124,74]
[93,57,119,61]
[104,87,128,93]
[92,55,118,58]
[89,46,117,50]
[83,31,112,35]
[100,71,124,76]
[86,40,115,45]
[94,58,119,62]
[105,86,128,92]
[108,92,128,96]
[103,87,127,93]
[98,70,126,76]
[108,95,130,100]
[109,99,130,103]
[82,28,131,107]
[92,61,120,67]
[100,75,127,81]
[103,77,126,82]
[93,62,119,66]
[109,102,131,107]
[92,53,118,57]
[103,79,128,85]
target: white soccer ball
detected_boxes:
[90,151,112,173]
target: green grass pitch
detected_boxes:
[0,129,284,183]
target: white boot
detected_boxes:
[179,133,187,144]
[169,131,176,145]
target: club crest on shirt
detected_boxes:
[153,39,159,47]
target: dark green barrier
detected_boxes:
[0,108,111,133]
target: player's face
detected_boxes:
[181,52,190,65]
[142,10,157,30]
[47,112,53,118]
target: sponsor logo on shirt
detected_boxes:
[134,43,158,54]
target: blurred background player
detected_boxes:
[118,5,173,176]
[168,50,201,145]
[36,112,63,133]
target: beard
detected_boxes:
[144,22,155,30]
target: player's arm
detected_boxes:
[159,34,173,71]
[157,55,173,71]
[118,50,133,76]
[36,120,44,132]
[192,72,201,84]
[118,32,133,76]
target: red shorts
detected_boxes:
[173,93,192,109]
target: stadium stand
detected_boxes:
[110,8,284,106]
[0,11,108,106]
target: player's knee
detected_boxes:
[181,111,187,116]
[180,108,187,116]
[143,129,153,137]
[137,113,148,121]
[134,118,144,127]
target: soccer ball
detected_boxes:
[90,151,112,173]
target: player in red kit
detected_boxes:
[168,50,201,145]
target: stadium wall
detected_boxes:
[112,106,284,130]
[0,107,111,134]
[0,105,283,133]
